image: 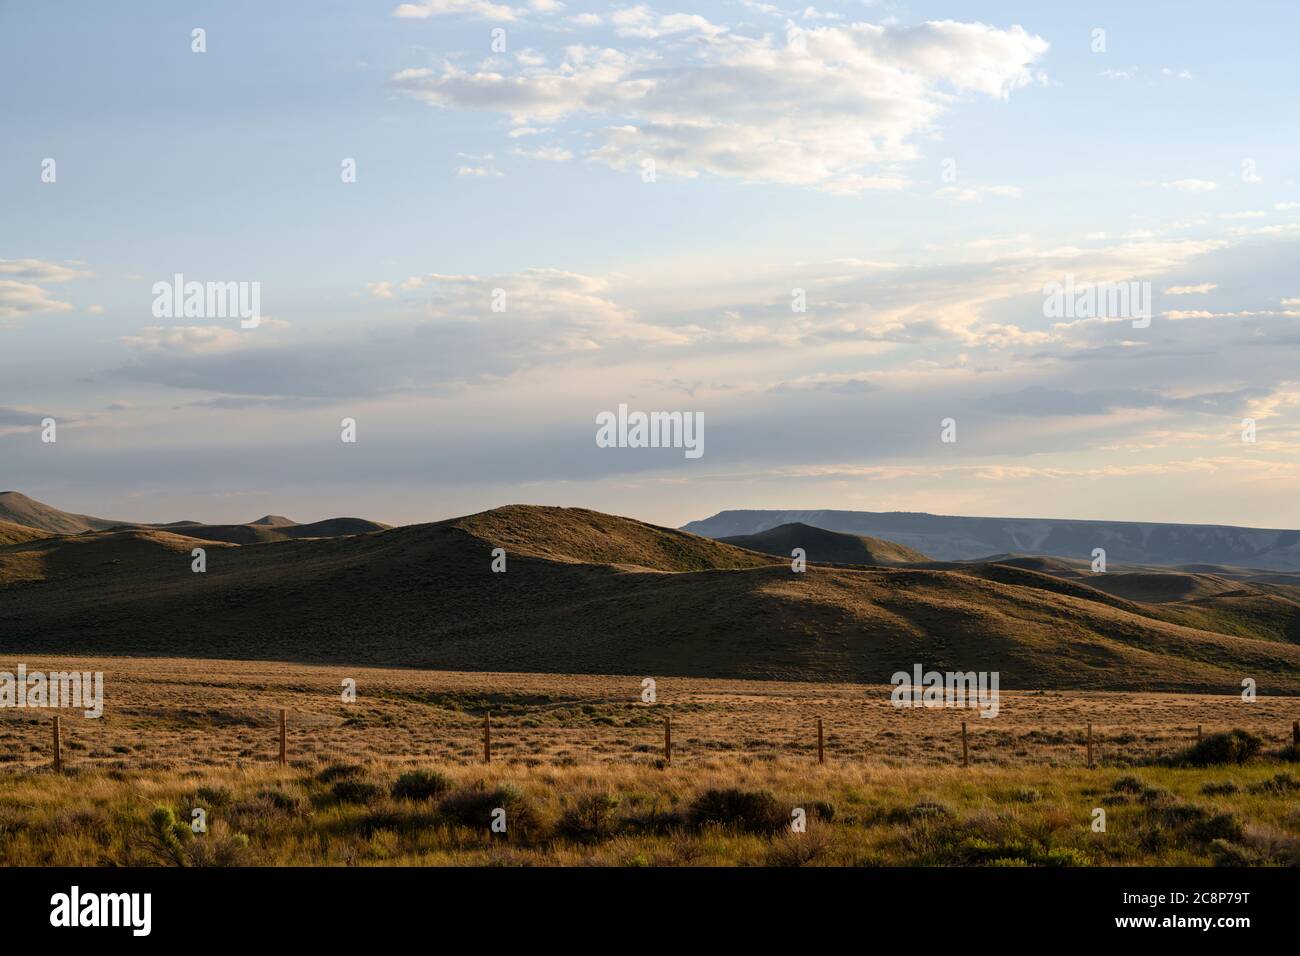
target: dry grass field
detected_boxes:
[1,656,1297,866]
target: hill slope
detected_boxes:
[0,518,52,546]
[0,491,125,534]
[2,504,1297,693]
[720,522,928,566]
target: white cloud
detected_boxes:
[0,258,94,282]
[394,0,525,21]
[1161,179,1217,192]
[935,184,1022,203]
[612,7,728,39]
[0,280,75,318]
[1164,283,1216,295]
[391,19,1049,194]
[512,144,574,161]
[120,325,246,355]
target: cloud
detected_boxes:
[1161,179,1217,192]
[935,184,1022,203]
[611,7,728,38]
[511,144,574,161]
[113,268,690,399]
[120,325,247,356]
[394,0,525,21]
[391,19,1049,193]
[1164,283,1216,295]
[0,258,94,282]
[0,280,75,318]
[768,372,881,393]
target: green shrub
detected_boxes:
[1247,772,1299,795]
[1111,775,1145,794]
[1188,812,1246,843]
[1200,781,1240,796]
[143,805,190,866]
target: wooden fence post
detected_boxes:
[484,712,492,764]
[961,721,969,768]
[52,716,62,773]
[817,717,824,765]
[1086,723,1094,768]
[664,715,672,766]
[278,709,287,767]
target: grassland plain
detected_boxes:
[1,657,1297,866]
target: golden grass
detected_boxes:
[1,656,1296,773]
[1,756,1297,866]
[1,656,1297,866]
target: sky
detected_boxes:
[3,0,1300,530]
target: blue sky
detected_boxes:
[3,1,1300,529]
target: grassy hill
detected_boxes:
[2,503,1297,693]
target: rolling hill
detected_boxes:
[0,492,388,543]
[720,522,929,566]
[2,501,1297,693]
[683,508,1300,570]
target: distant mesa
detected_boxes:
[684,508,1300,572]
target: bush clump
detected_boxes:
[1174,730,1262,767]
[1200,781,1240,796]
[330,779,385,804]
[688,788,788,834]
[557,792,622,843]
[1247,772,1300,795]
[391,770,453,801]
[1111,775,1146,794]
[439,783,545,843]
[316,763,366,784]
